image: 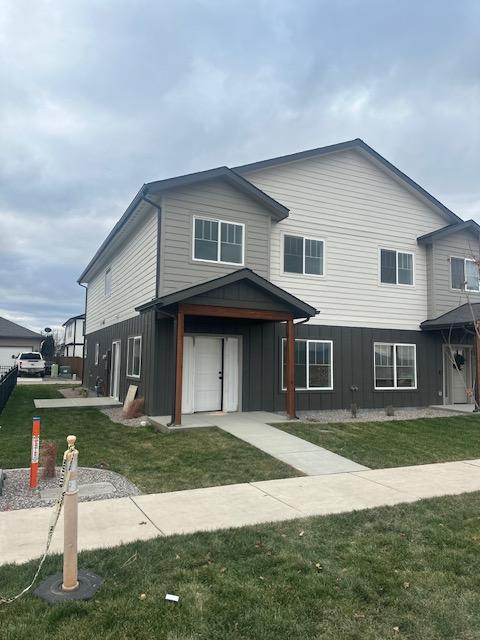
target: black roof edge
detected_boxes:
[77,168,289,283]
[145,165,289,220]
[234,138,462,225]
[135,268,318,318]
[62,313,85,327]
[417,219,480,244]
[420,302,480,330]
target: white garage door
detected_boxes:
[0,346,24,367]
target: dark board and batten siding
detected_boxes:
[83,310,157,413]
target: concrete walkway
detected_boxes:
[431,403,476,414]
[34,397,122,409]
[4,459,480,565]
[150,411,368,475]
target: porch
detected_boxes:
[136,269,318,424]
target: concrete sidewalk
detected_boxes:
[151,411,368,475]
[34,397,121,409]
[3,459,480,565]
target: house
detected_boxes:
[0,317,42,370]
[62,313,85,357]
[78,138,480,422]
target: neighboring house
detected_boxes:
[62,314,85,357]
[0,317,42,369]
[78,138,480,422]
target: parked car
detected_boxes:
[13,352,46,377]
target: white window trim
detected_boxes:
[281,338,333,391]
[378,248,415,287]
[192,216,245,267]
[94,343,99,366]
[126,335,142,379]
[450,256,480,292]
[104,267,112,297]
[281,233,326,278]
[373,342,417,390]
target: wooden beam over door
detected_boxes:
[179,303,294,322]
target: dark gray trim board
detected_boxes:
[417,220,480,245]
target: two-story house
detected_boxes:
[78,139,480,423]
[62,313,85,357]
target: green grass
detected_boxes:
[275,414,480,468]
[2,492,480,639]
[0,385,299,492]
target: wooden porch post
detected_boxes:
[286,318,296,419]
[174,308,185,424]
[474,321,480,412]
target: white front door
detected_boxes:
[194,337,223,412]
[110,341,121,400]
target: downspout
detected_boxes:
[140,194,162,299]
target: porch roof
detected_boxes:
[135,268,318,319]
[421,303,480,330]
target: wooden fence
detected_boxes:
[56,356,84,378]
[0,366,17,414]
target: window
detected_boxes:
[94,343,99,366]
[380,249,414,285]
[451,257,480,291]
[374,343,416,389]
[284,235,324,276]
[282,339,333,390]
[127,336,142,378]
[104,268,112,297]
[193,217,244,265]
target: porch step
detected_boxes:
[430,404,477,415]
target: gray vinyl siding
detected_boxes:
[429,229,480,318]
[241,149,448,329]
[85,206,158,334]
[159,179,272,295]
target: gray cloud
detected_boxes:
[0,0,479,330]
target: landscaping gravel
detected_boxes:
[297,406,461,423]
[100,406,148,428]
[0,467,142,512]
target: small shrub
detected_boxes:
[40,440,58,479]
[350,403,358,418]
[124,397,145,419]
[385,405,395,417]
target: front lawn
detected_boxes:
[275,414,480,468]
[2,492,480,639]
[0,385,299,493]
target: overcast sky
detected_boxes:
[1,0,479,331]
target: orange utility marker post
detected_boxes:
[34,435,103,603]
[29,417,41,489]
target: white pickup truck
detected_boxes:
[13,352,46,377]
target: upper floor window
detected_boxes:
[451,257,479,292]
[374,343,417,389]
[127,336,142,378]
[282,338,333,390]
[380,249,414,285]
[283,235,324,276]
[104,268,112,297]
[193,217,244,265]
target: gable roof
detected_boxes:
[417,220,480,245]
[78,167,289,283]
[78,138,463,283]
[421,303,480,330]
[234,138,462,225]
[0,317,42,340]
[135,268,318,319]
[62,313,85,327]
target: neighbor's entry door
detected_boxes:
[110,340,121,400]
